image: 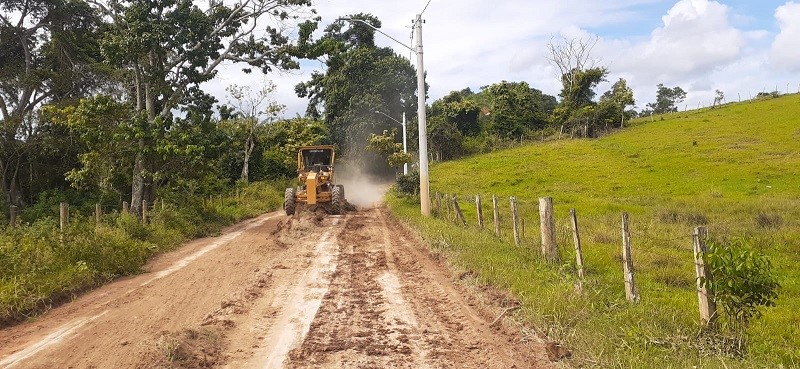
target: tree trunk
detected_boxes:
[0,155,24,207]
[130,148,145,217]
[131,58,156,219]
[240,134,254,183]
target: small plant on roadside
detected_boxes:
[700,237,780,354]
[155,334,185,362]
[395,171,420,196]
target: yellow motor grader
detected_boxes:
[284,145,345,215]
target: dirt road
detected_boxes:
[0,207,552,368]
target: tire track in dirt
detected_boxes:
[281,208,550,369]
[285,210,426,368]
[255,217,341,368]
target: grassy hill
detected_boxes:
[389,94,800,368]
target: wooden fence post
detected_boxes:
[476,194,484,229]
[446,193,451,220]
[122,201,129,214]
[60,202,69,244]
[95,203,102,224]
[452,196,467,226]
[492,195,500,236]
[9,205,17,228]
[693,226,716,326]
[142,199,149,224]
[435,192,442,216]
[539,197,559,262]
[621,212,640,303]
[60,202,69,230]
[570,209,585,293]
[511,196,520,246]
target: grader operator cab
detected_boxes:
[284,145,345,215]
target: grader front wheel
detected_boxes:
[284,188,296,216]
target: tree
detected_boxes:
[647,84,687,114]
[429,89,481,136]
[365,129,412,172]
[221,81,285,183]
[427,117,464,161]
[295,14,417,177]
[263,117,330,169]
[94,0,316,217]
[550,67,608,134]
[484,81,552,138]
[600,78,635,128]
[546,35,615,136]
[546,35,600,103]
[44,95,135,199]
[0,0,109,207]
[713,89,725,108]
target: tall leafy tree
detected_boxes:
[647,84,687,114]
[429,89,481,136]
[94,0,316,216]
[295,14,418,175]
[484,81,553,138]
[426,117,464,161]
[221,81,285,183]
[0,0,108,206]
[550,67,608,136]
[599,78,635,128]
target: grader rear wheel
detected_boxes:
[284,188,296,215]
[331,185,344,215]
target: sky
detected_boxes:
[206,0,800,117]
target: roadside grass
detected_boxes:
[0,180,285,326]
[388,94,800,368]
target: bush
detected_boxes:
[395,171,420,196]
[0,180,285,326]
[701,237,780,352]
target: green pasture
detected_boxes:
[389,94,800,368]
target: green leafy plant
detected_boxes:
[395,171,420,196]
[701,237,780,352]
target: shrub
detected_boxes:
[0,180,285,325]
[395,171,420,196]
[701,237,780,352]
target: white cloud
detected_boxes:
[770,2,800,71]
[200,0,798,117]
[614,0,744,85]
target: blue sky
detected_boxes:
[207,0,800,116]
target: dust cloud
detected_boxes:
[333,115,405,208]
[336,167,392,208]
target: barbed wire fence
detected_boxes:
[681,84,800,112]
[430,190,782,325]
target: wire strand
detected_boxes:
[420,0,433,16]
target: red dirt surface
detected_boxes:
[0,208,552,368]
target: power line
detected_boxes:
[420,0,433,16]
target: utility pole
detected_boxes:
[415,14,431,216]
[340,15,431,216]
[401,112,408,175]
[375,110,409,175]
